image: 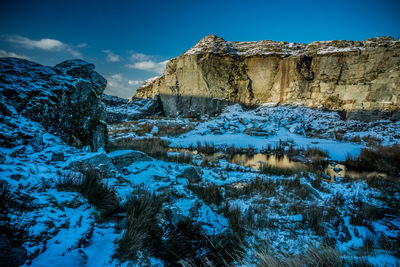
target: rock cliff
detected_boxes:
[134,35,400,120]
[0,58,107,150]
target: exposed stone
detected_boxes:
[30,135,44,152]
[66,152,118,178]
[0,58,108,150]
[134,35,400,121]
[176,167,202,183]
[51,151,65,162]
[108,150,152,169]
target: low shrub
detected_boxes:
[116,191,164,260]
[345,144,400,177]
[187,183,223,206]
[56,166,120,218]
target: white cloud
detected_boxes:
[102,50,120,62]
[111,74,123,80]
[0,50,31,60]
[128,80,143,86]
[127,60,168,74]
[130,52,151,61]
[104,74,144,98]
[7,35,82,57]
[127,52,169,74]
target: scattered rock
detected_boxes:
[176,167,202,183]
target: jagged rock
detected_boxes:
[108,150,152,169]
[30,135,44,152]
[66,152,118,178]
[102,94,162,123]
[51,151,65,162]
[134,35,400,121]
[176,167,202,183]
[0,58,107,150]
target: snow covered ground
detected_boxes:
[2,103,400,266]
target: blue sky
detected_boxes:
[1,0,399,98]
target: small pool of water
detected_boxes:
[230,154,304,171]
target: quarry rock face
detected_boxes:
[135,35,400,120]
[0,58,107,150]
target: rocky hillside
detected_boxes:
[102,94,161,123]
[135,35,400,120]
[0,58,107,150]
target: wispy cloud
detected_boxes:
[126,52,168,74]
[129,52,151,61]
[0,50,31,60]
[6,35,82,57]
[102,50,120,62]
[128,80,143,86]
[104,73,144,98]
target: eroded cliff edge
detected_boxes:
[134,35,400,120]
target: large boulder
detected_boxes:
[134,35,400,121]
[65,152,118,178]
[0,58,107,150]
[176,167,202,184]
[108,150,152,169]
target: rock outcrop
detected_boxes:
[0,58,107,150]
[135,35,400,120]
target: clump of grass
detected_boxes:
[56,166,120,218]
[252,244,343,267]
[260,162,302,177]
[225,145,256,156]
[165,151,193,164]
[160,217,243,266]
[303,147,329,159]
[187,183,223,206]
[225,177,277,199]
[362,135,382,146]
[345,144,400,177]
[189,142,217,155]
[116,191,164,260]
[349,198,388,227]
[223,202,245,239]
[350,135,362,144]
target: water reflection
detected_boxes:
[230,154,304,171]
[229,153,348,181]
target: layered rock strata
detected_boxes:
[135,35,400,120]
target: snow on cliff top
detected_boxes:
[184,34,399,57]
